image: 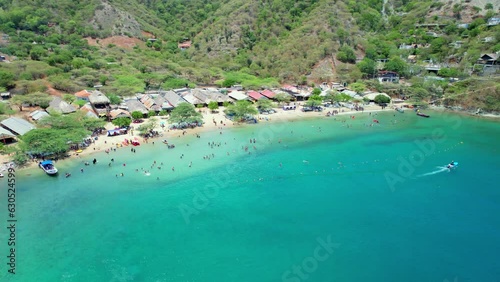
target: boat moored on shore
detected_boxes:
[39,160,58,175]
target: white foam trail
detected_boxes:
[418,166,449,177]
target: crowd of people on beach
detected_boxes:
[60,107,406,180]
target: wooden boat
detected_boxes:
[39,160,58,175]
[417,112,430,118]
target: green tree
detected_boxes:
[137,119,158,135]
[0,103,14,115]
[274,93,291,105]
[74,100,86,108]
[20,128,87,156]
[106,93,121,105]
[336,45,356,63]
[0,70,15,89]
[148,110,157,117]
[357,58,377,77]
[334,93,353,103]
[385,57,408,77]
[350,82,366,94]
[62,94,76,104]
[256,99,273,111]
[131,111,144,120]
[438,68,461,78]
[305,94,323,107]
[322,90,338,104]
[208,101,219,113]
[224,100,258,122]
[409,87,430,102]
[29,46,46,60]
[81,116,105,131]
[169,102,203,124]
[311,88,322,96]
[374,94,391,104]
[9,95,26,111]
[222,78,237,88]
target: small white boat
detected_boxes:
[39,160,58,175]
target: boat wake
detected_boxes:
[418,166,450,177]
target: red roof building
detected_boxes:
[178,41,191,49]
[247,90,264,101]
[260,89,276,99]
[74,90,91,101]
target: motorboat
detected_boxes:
[417,112,430,118]
[396,107,404,113]
[39,160,58,175]
[446,161,458,169]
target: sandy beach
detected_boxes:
[0,103,392,171]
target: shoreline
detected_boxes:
[3,103,492,173]
[429,105,500,119]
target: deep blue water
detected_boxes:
[1,110,499,282]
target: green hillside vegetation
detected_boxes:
[0,0,498,109]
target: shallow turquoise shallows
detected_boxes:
[1,110,499,282]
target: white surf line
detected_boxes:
[418,166,449,177]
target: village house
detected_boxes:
[88,90,111,117]
[178,40,191,50]
[181,91,204,106]
[109,109,131,120]
[477,53,499,66]
[1,92,10,99]
[247,90,265,101]
[29,110,49,122]
[140,94,162,112]
[1,117,35,136]
[476,53,500,75]
[377,71,400,83]
[228,90,248,101]
[0,127,15,144]
[79,104,99,118]
[487,17,500,27]
[125,99,148,116]
[260,89,276,99]
[47,96,76,114]
[189,89,210,105]
[153,95,173,111]
[74,90,92,101]
[162,90,187,107]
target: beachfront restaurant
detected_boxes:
[0,117,35,136]
[88,90,111,117]
[228,91,248,101]
[247,90,265,101]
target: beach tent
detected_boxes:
[107,128,127,136]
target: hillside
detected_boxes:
[0,0,499,111]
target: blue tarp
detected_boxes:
[40,160,53,165]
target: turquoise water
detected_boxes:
[1,110,499,282]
